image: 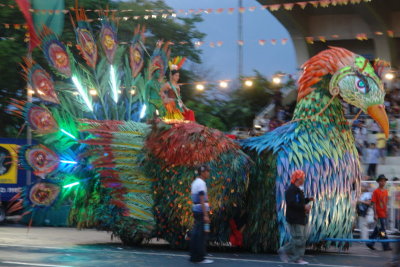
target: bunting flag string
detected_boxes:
[2,20,394,47]
[0,0,372,17]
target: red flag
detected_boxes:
[15,0,40,51]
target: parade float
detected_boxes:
[10,9,250,248]
[9,4,391,253]
[241,47,389,251]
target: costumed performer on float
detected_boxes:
[160,57,195,122]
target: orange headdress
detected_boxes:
[290,170,305,184]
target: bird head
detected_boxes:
[298,47,389,138]
[329,56,389,138]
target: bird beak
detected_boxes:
[367,104,389,138]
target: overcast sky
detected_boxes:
[164,0,297,82]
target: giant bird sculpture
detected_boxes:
[10,13,250,247]
[241,47,389,252]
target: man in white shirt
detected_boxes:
[189,165,213,264]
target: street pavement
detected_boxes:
[0,225,395,267]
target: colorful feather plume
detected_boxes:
[19,144,60,179]
[9,99,58,134]
[21,59,59,104]
[70,8,97,69]
[146,121,241,167]
[99,18,118,64]
[40,27,72,78]
[129,25,145,78]
[168,56,186,71]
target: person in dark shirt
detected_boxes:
[278,170,314,265]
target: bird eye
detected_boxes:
[355,76,369,94]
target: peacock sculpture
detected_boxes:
[241,47,389,252]
[10,10,250,248]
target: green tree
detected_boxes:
[186,70,296,132]
[0,0,28,137]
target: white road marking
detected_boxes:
[0,243,375,266]
[1,261,72,267]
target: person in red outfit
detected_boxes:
[366,174,392,251]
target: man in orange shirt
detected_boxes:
[366,174,392,251]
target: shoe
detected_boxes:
[278,248,289,263]
[294,259,309,265]
[366,244,376,250]
[198,259,214,264]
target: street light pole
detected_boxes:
[238,0,243,78]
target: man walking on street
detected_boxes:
[278,170,314,265]
[189,165,213,264]
[366,174,392,251]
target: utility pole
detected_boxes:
[238,0,243,78]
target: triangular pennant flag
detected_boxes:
[209,42,215,48]
[248,6,257,12]
[387,30,394,37]
[271,39,277,45]
[320,0,331,7]
[356,33,367,40]
[206,8,213,14]
[283,3,294,10]
[269,4,281,11]
[305,37,314,44]
[195,41,204,47]
[297,2,308,8]
[318,36,326,42]
[239,7,245,13]
[259,39,266,46]
[216,8,224,13]
[238,40,244,46]
[309,1,319,8]
[228,8,235,14]
[281,38,288,45]
[217,41,223,47]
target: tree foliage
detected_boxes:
[186,71,296,132]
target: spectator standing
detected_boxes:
[353,121,368,156]
[278,170,314,264]
[189,165,213,264]
[366,175,392,251]
[375,131,387,164]
[387,134,400,156]
[357,184,372,240]
[365,143,380,178]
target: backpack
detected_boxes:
[356,203,369,217]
